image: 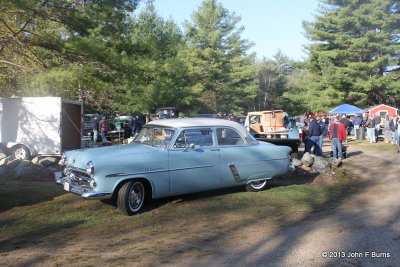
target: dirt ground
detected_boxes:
[165,139,400,266]
[1,139,400,266]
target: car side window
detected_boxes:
[173,128,214,148]
[216,128,245,146]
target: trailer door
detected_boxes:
[61,102,81,151]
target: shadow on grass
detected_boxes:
[0,220,84,253]
[346,150,364,157]
[100,167,322,215]
[0,181,66,213]
[143,168,321,214]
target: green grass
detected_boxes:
[0,171,358,249]
[349,139,399,151]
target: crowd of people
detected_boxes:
[298,112,400,160]
[91,115,143,143]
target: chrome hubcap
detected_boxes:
[14,148,26,160]
[250,180,267,189]
[129,183,144,211]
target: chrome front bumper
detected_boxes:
[55,173,113,200]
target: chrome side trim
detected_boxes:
[231,158,287,164]
[228,163,244,182]
[105,164,213,178]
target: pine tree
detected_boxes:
[304,0,400,108]
[181,0,256,114]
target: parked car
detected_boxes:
[195,114,219,118]
[56,118,292,215]
[156,107,179,119]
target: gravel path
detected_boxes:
[173,142,400,267]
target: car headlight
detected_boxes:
[86,161,94,177]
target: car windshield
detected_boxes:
[134,126,175,147]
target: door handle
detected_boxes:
[210,148,220,151]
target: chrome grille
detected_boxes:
[66,167,92,188]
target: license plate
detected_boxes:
[63,182,70,191]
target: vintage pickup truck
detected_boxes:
[245,110,302,153]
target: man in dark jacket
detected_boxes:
[373,113,382,142]
[352,114,362,138]
[305,117,323,156]
[318,118,327,153]
[132,115,142,136]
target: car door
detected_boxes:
[168,128,221,195]
[217,127,276,186]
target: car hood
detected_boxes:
[64,143,161,169]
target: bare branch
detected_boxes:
[0,59,33,70]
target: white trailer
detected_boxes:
[0,97,82,160]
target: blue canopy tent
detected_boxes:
[328,104,364,114]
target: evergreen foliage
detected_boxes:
[180,0,257,114]
[303,0,400,109]
[1,0,399,117]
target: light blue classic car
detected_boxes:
[56,118,292,215]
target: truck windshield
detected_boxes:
[133,126,175,147]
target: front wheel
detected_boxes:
[246,180,268,192]
[117,180,146,216]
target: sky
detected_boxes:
[138,0,321,61]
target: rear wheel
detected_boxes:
[117,180,146,215]
[11,145,31,160]
[246,180,268,192]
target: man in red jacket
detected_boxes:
[329,117,347,160]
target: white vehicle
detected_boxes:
[0,97,82,160]
[245,110,302,153]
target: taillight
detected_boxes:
[299,133,303,139]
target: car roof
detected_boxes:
[147,118,248,136]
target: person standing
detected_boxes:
[383,115,392,143]
[329,117,347,160]
[390,114,399,145]
[132,115,142,136]
[306,117,323,156]
[361,112,369,126]
[99,116,109,142]
[373,113,381,142]
[365,116,376,143]
[300,115,306,128]
[352,114,361,138]
[318,118,327,154]
[396,117,400,150]
[340,115,349,142]
[92,117,99,142]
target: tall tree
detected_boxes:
[304,0,400,108]
[117,4,192,114]
[253,51,292,111]
[181,0,256,114]
[0,0,138,113]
